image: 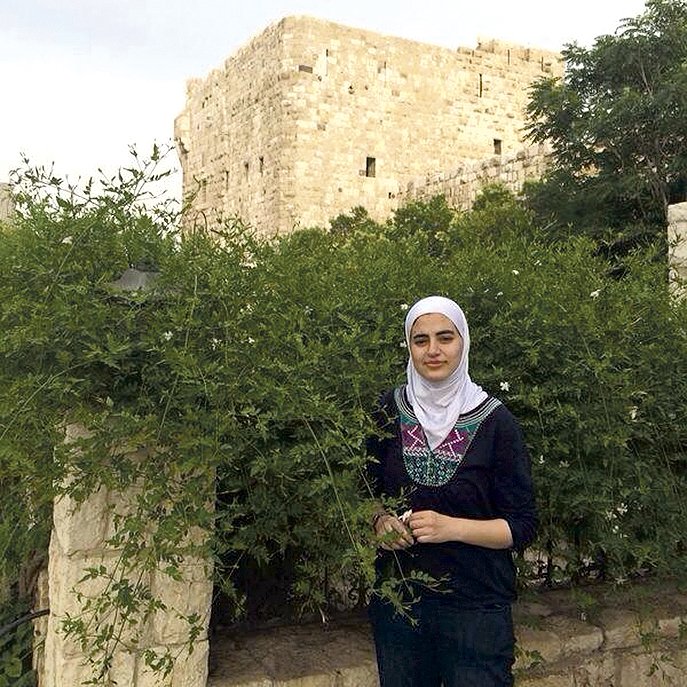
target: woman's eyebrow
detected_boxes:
[412,329,456,339]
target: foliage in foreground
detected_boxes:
[1,154,687,682]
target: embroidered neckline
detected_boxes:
[394,386,501,487]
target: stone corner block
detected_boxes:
[598,608,643,650]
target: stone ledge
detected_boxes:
[207,578,687,687]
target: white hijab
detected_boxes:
[404,296,488,449]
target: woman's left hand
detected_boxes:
[408,510,457,544]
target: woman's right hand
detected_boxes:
[374,513,414,550]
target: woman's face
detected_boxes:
[409,313,464,382]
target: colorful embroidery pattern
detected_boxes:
[394,386,501,486]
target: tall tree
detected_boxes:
[524,0,687,251]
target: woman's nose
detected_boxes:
[428,337,440,354]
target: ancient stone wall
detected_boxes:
[399,142,551,209]
[175,16,562,235]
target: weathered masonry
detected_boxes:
[0,182,13,222]
[175,16,563,235]
[669,202,687,296]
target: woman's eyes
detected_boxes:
[412,334,455,345]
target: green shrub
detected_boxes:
[1,156,686,682]
[0,601,37,687]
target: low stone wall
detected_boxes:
[515,582,687,686]
[207,579,687,687]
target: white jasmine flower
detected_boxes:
[511,269,520,275]
[590,289,601,299]
[399,341,407,349]
[61,236,73,244]
[538,455,545,465]
[616,503,628,516]
[559,460,570,468]
[161,331,173,341]
[247,337,255,344]
[304,305,313,315]
[211,337,221,350]
[400,303,409,311]
[499,381,510,392]
[629,406,638,421]
[496,291,503,297]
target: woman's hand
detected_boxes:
[409,510,514,549]
[408,510,456,544]
[374,513,414,550]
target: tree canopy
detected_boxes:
[524,0,687,251]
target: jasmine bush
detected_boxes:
[1,151,686,682]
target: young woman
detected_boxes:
[367,295,537,687]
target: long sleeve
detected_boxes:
[491,410,538,551]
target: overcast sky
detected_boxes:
[1,0,648,200]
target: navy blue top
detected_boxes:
[366,386,537,606]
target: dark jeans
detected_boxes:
[368,595,515,687]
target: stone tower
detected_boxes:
[175,16,563,235]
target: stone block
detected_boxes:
[571,653,615,686]
[669,201,687,286]
[599,608,642,650]
[53,486,109,556]
[557,620,603,657]
[135,657,172,687]
[170,640,210,687]
[516,674,574,687]
[47,537,150,659]
[515,626,563,667]
[668,201,687,225]
[103,481,148,545]
[336,661,378,686]
[615,650,686,686]
[209,675,272,687]
[657,615,686,639]
[42,654,96,687]
[149,560,213,646]
[207,639,269,686]
[135,642,209,687]
[108,649,137,685]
